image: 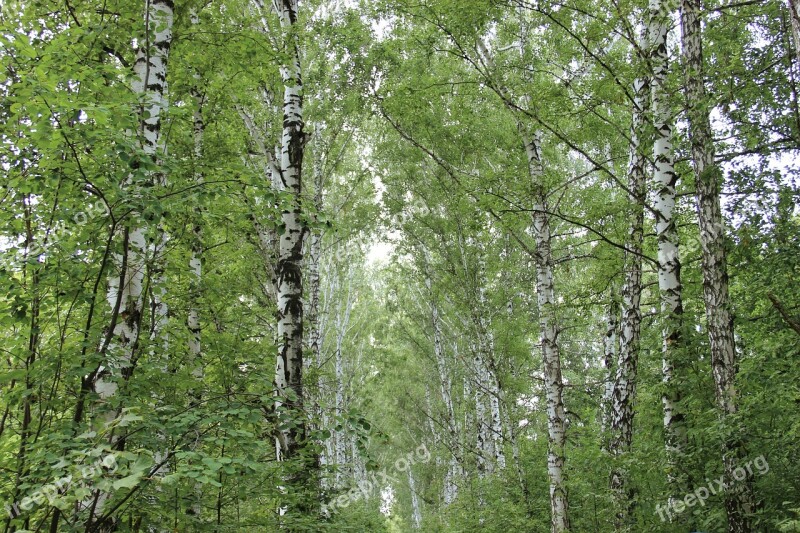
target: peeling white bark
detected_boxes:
[89,2,174,530]
[609,68,648,527]
[600,299,618,440]
[523,131,570,533]
[266,0,307,463]
[680,0,755,529]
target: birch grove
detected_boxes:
[1,0,797,531]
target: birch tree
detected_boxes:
[91,0,173,412]
[474,18,572,529]
[647,0,690,503]
[608,66,647,529]
[600,298,618,440]
[426,277,463,505]
[523,132,570,533]
[82,2,174,529]
[680,0,755,529]
[261,0,309,467]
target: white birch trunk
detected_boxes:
[89,2,174,530]
[473,342,492,477]
[467,251,506,473]
[186,13,205,518]
[188,37,205,382]
[479,305,506,471]
[96,0,174,405]
[268,0,307,464]
[600,299,618,440]
[427,282,463,506]
[609,70,648,527]
[237,103,280,306]
[308,151,323,371]
[408,467,422,529]
[503,400,531,511]
[462,367,474,461]
[334,316,346,485]
[523,132,570,533]
[680,0,755,529]
[492,15,571,528]
[333,270,353,486]
[307,143,326,477]
[648,0,690,501]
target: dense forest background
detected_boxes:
[1,0,798,531]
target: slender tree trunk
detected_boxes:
[332,264,354,487]
[523,132,570,533]
[7,199,40,533]
[503,402,532,515]
[238,101,280,306]
[94,0,174,407]
[472,260,506,472]
[188,38,205,387]
[307,137,325,478]
[263,2,317,523]
[473,341,493,478]
[83,2,174,530]
[427,280,462,505]
[270,0,307,463]
[475,17,570,528]
[600,298,619,442]
[408,467,422,529]
[648,0,690,507]
[609,69,648,530]
[186,16,206,518]
[308,148,323,372]
[680,0,755,530]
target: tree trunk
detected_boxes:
[473,341,493,478]
[427,280,462,505]
[648,0,690,506]
[600,298,619,442]
[307,138,326,476]
[609,69,648,529]
[680,0,755,529]
[478,16,572,528]
[188,30,205,386]
[85,1,174,530]
[408,467,422,529]
[332,264,354,487]
[270,0,307,464]
[474,262,506,471]
[186,15,206,517]
[523,132,570,533]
